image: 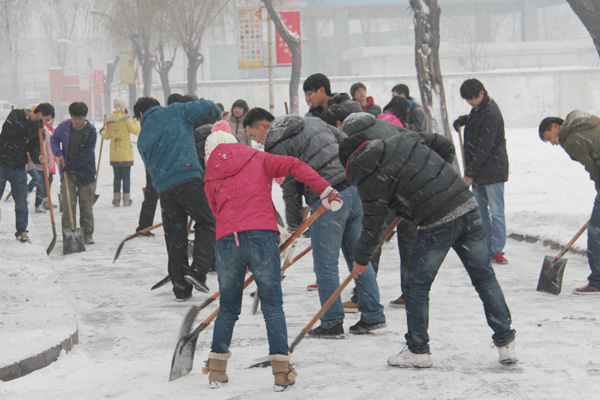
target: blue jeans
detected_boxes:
[113,166,131,193]
[473,182,506,255]
[587,193,600,288]
[28,169,46,207]
[309,186,384,328]
[0,162,28,236]
[212,230,288,355]
[404,209,515,354]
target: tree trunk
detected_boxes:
[262,0,302,115]
[158,66,172,104]
[141,60,153,97]
[184,45,203,96]
[104,55,120,116]
[567,0,600,57]
[410,0,452,142]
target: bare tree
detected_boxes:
[167,0,229,95]
[1,0,30,102]
[262,0,302,115]
[567,0,600,58]
[103,55,119,116]
[35,0,85,70]
[409,0,452,142]
[154,23,178,104]
[92,0,161,97]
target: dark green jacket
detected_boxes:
[559,110,600,191]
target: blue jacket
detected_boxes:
[50,120,97,187]
[137,99,220,194]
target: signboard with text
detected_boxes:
[120,51,136,84]
[276,11,301,66]
[237,8,264,69]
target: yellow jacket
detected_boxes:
[101,111,141,166]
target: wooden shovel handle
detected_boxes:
[38,128,55,222]
[63,171,76,231]
[556,220,589,260]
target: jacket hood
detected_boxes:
[345,139,384,187]
[559,110,600,144]
[264,115,305,152]
[231,99,249,114]
[343,112,400,138]
[205,143,258,181]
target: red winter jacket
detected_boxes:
[204,143,331,241]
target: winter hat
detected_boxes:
[205,121,237,161]
[113,98,128,112]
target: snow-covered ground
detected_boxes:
[1,126,599,399]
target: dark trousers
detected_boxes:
[112,165,131,194]
[159,179,216,299]
[137,168,158,231]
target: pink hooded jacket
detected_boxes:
[204,143,330,241]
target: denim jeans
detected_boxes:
[587,193,600,288]
[309,186,385,328]
[0,162,29,236]
[113,166,131,194]
[473,182,506,255]
[211,230,288,355]
[28,169,46,207]
[404,209,515,354]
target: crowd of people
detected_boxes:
[3,71,600,391]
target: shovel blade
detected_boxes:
[169,330,201,381]
[248,357,271,368]
[537,256,568,295]
[93,194,99,205]
[63,229,86,255]
[46,222,57,255]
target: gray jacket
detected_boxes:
[265,115,348,205]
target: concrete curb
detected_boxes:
[508,233,587,257]
[0,329,79,382]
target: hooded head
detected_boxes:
[113,98,128,112]
[205,121,237,161]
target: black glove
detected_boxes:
[453,116,467,132]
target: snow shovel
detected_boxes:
[38,127,56,255]
[168,203,330,381]
[248,217,404,368]
[113,222,163,263]
[93,115,107,205]
[537,220,589,295]
[62,172,86,255]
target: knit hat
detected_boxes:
[113,98,128,112]
[205,121,237,161]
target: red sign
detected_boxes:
[93,70,104,91]
[276,11,301,67]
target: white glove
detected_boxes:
[319,186,343,212]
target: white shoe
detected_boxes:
[35,205,46,213]
[388,346,433,368]
[497,340,518,364]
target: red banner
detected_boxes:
[93,70,104,91]
[276,11,301,67]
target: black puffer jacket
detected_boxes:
[456,95,508,185]
[0,109,42,168]
[265,115,347,205]
[344,132,472,265]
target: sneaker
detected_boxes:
[349,319,386,334]
[308,321,345,339]
[84,234,95,244]
[387,346,433,368]
[16,232,31,243]
[176,294,192,302]
[343,300,359,313]
[389,295,405,308]
[185,275,209,293]
[306,283,318,291]
[573,284,600,295]
[492,253,508,264]
[35,205,46,213]
[497,340,518,364]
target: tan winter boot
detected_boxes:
[112,193,121,207]
[202,351,231,389]
[269,354,297,391]
[123,193,132,206]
